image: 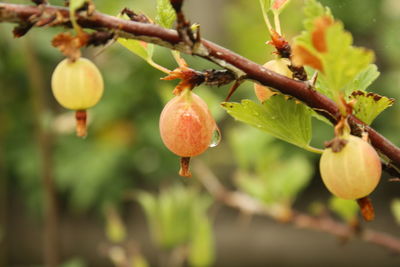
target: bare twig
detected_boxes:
[0,3,400,175]
[192,160,400,253]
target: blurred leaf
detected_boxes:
[229,126,275,170]
[138,186,213,251]
[236,155,312,204]
[188,217,215,267]
[329,196,358,222]
[61,258,87,267]
[351,91,394,125]
[222,95,312,150]
[156,0,176,28]
[105,207,127,243]
[69,0,86,12]
[131,254,149,267]
[302,0,331,31]
[231,125,313,205]
[391,198,400,225]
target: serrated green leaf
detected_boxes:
[293,0,374,101]
[323,22,374,93]
[391,199,400,225]
[156,0,176,28]
[351,91,394,125]
[329,197,358,222]
[222,95,312,150]
[343,64,380,95]
[69,0,86,12]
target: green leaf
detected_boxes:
[351,91,394,125]
[222,95,312,150]
[329,197,358,222]
[293,0,375,100]
[343,64,380,95]
[156,0,176,28]
[118,38,153,61]
[69,0,87,12]
[303,0,331,31]
[116,13,154,61]
[391,198,400,225]
[117,14,154,61]
[323,22,374,93]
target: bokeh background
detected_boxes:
[1,0,400,266]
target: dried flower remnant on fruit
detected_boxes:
[51,57,104,137]
[159,89,217,177]
[319,135,381,200]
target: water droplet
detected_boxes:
[209,126,222,147]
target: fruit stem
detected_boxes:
[305,145,323,154]
[258,0,274,35]
[147,59,171,74]
[75,110,87,138]
[171,50,187,68]
[179,157,192,177]
[273,11,282,35]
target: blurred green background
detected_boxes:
[1,0,400,266]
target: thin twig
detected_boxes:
[0,3,400,174]
[192,160,400,254]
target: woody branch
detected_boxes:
[1,2,400,174]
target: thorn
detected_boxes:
[310,71,318,86]
[225,78,244,101]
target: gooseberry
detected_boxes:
[159,89,216,158]
[51,57,104,110]
[319,135,381,200]
[254,58,292,102]
[51,57,104,137]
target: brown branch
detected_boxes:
[1,3,400,173]
[192,160,400,253]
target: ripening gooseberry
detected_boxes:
[159,89,216,157]
[51,57,104,110]
[319,135,381,200]
[254,58,292,102]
